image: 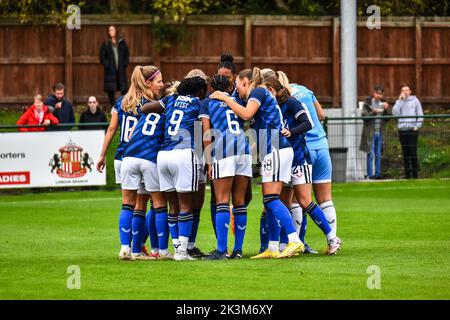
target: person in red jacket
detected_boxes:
[17,94,59,132]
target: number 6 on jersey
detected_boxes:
[226,110,241,134]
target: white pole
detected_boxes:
[341,0,357,118]
[341,0,359,181]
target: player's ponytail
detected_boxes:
[217,53,237,75]
[247,67,262,99]
[258,68,290,104]
[276,71,292,96]
[122,65,159,114]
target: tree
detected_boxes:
[1,0,448,24]
[0,0,85,25]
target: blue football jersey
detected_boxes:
[231,86,240,102]
[231,89,247,107]
[200,95,250,160]
[290,84,329,150]
[247,87,291,156]
[123,112,165,163]
[280,97,311,166]
[113,96,144,160]
[160,94,203,151]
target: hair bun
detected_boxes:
[220,53,234,63]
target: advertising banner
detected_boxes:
[0,131,106,188]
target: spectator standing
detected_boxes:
[392,83,424,179]
[16,94,59,132]
[359,85,390,179]
[99,25,130,107]
[79,96,108,130]
[44,82,75,130]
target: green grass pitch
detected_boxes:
[0,180,449,300]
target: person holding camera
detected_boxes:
[359,85,390,179]
[392,83,423,179]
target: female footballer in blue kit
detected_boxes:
[208,53,239,239]
[201,74,252,260]
[97,65,160,260]
[120,67,167,260]
[212,54,253,242]
[141,76,208,261]
[276,74,341,254]
[266,70,341,255]
[211,67,304,259]
[182,69,209,259]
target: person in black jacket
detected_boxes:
[99,25,130,107]
[79,96,108,131]
[44,82,75,130]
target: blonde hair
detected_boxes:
[261,68,276,81]
[246,67,263,99]
[257,68,291,104]
[162,81,180,98]
[185,69,207,81]
[238,68,253,80]
[276,71,292,96]
[34,94,43,102]
[122,65,160,114]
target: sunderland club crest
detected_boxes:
[49,140,94,178]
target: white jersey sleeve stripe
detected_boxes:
[294,110,305,119]
[248,97,262,106]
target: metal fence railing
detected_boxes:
[323,115,450,181]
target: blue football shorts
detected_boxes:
[309,148,332,183]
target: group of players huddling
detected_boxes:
[96,53,341,261]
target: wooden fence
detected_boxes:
[0,15,449,109]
